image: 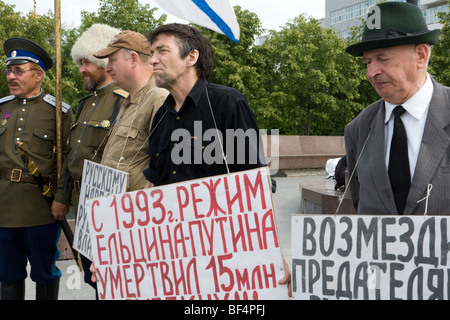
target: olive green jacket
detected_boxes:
[0,90,73,227]
[54,82,128,211]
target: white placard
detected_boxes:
[87,167,288,300]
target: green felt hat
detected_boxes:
[346,2,441,57]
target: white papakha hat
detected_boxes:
[71,23,121,69]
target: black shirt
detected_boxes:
[143,78,265,186]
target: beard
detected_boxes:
[84,71,107,91]
[154,73,175,91]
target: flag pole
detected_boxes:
[54,0,63,179]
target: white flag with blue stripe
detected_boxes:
[155,0,240,43]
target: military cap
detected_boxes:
[3,37,53,71]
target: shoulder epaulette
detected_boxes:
[43,94,71,114]
[113,89,129,99]
[0,95,15,104]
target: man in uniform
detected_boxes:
[51,24,127,293]
[93,30,169,191]
[0,38,73,300]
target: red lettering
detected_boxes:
[96,235,107,265]
[202,178,227,218]
[176,186,189,222]
[160,261,173,296]
[109,265,124,299]
[173,222,188,258]
[263,263,277,288]
[130,229,146,263]
[201,219,215,255]
[159,225,174,260]
[121,194,135,229]
[123,265,135,298]
[134,263,145,298]
[244,171,267,212]
[144,227,160,261]
[230,215,248,252]
[95,267,108,299]
[118,232,131,264]
[262,209,279,249]
[171,259,187,296]
[190,183,204,219]
[146,262,159,296]
[188,221,204,256]
[91,199,103,232]
[150,189,166,224]
[225,175,244,214]
[110,196,119,230]
[215,217,229,254]
[136,191,150,227]
[244,212,263,251]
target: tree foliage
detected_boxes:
[0,0,448,135]
[429,2,450,86]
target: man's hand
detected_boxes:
[144,181,154,189]
[90,263,97,283]
[51,201,70,221]
[278,255,292,297]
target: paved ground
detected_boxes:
[24,170,325,300]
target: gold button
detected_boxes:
[172,171,176,175]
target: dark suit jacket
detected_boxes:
[345,78,450,215]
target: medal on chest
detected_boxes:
[2,111,10,125]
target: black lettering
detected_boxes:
[336,261,352,300]
[319,218,335,257]
[357,217,378,260]
[337,216,352,257]
[389,263,404,300]
[303,217,316,256]
[428,268,444,300]
[440,218,450,266]
[414,217,438,267]
[407,266,423,300]
[292,259,306,293]
[322,260,335,296]
[381,217,396,261]
[398,217,414,263]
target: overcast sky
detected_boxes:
[5,0,325,30]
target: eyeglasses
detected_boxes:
[3,68,38,77]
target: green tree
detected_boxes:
[256,15,365,135]
[429,4,450,86]
[79,0,166,35]
[197,6,266,107]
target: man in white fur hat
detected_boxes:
[51,23,128,293]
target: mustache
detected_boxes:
[371,75,389,82]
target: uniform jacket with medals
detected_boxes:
[54,83,128,211]
[0,90,73,228]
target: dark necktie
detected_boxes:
[388,105,411,214]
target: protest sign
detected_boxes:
[291,215,450,300]
[87,167,288,300]
[73,160,128,260]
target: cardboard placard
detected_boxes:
[87,167,288,300]
[292,215,450,300]
[73,160,128,260]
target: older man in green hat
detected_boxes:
[344,2,450,215]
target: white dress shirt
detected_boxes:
[384,74,434,181]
